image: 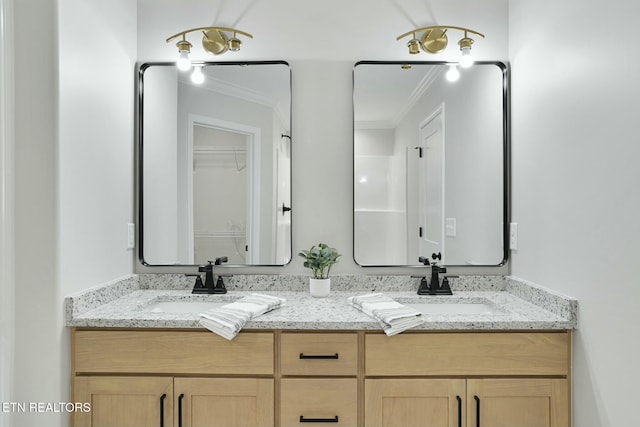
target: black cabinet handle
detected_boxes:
[282,203,292,215]
[299,353,339,360]
[299,415,339,423]
[159,394,166,427]
[474,395,481,427]
[456,395,462,427]
[178,393,185,427]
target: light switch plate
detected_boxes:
[127,223,135,249]
[445,218,457,237]
[510,222,518,250]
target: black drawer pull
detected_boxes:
[474,395,481,427]
[299,415,339,423]
[456,395,462,427]
[159,394,166,427]
[299,353,339,360]
[178,393,185,427]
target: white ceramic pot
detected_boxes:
[309,278,331,298]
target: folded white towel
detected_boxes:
[349,293,424,336]
[200,293,285,340]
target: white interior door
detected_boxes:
[275,134,291,264]
[418,107,445,262]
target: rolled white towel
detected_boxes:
[349,293,424,336]
[200,293,285,340]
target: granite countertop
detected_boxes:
[65,274,577,331]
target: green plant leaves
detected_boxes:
[298,243,341,279]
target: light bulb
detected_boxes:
[176,51,191,71]
[191,66,205,84]
[460,46,474,68]
[445,64,460,82]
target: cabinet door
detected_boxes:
[73,376,173,427]
[365,379,466,427]
[467,379,570,427]
[174,378,274,427]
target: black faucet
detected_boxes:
[417,253,452,295]
[192,257,228,294]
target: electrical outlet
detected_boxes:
[510,222,518,250]
[127,223,135,249]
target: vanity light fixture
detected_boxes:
[166,26,253,70]
[396,26,484,67]
[175,37,193,71]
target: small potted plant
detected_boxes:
[298,243,341,297]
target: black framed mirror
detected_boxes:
[353,61,509,267]
[138,61,292,266]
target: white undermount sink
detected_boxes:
[142,301,227,313]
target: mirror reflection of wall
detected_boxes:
[140,62,291,266]
[354,62,508,267]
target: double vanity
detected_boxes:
[66,23,570,427]
[66,274,576,427]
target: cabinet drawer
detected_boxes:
[74,329,274,375]
[281,333,358,376]
[366,331,570,376]
[280,378,358,427]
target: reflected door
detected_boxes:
[191,125,248,264]
[418,109,445,262]
[275,135,291,264]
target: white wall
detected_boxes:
[509,0,640,425]
[11,1,137,426]
[12,0,60,425]
[59,0,137,292]
[0,0,14,425]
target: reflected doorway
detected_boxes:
[191,124,249,264]
[418,106,445,263]
[186,116,261,265]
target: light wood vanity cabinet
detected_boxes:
[364,332,571,427]
[72,329,275,427]
[71,329,571,427]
